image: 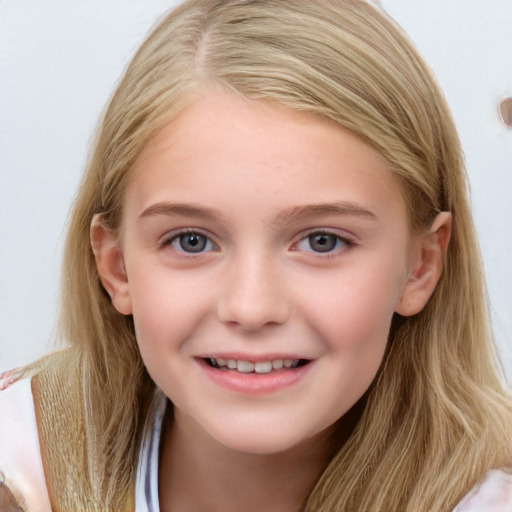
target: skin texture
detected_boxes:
[92,90,451,511]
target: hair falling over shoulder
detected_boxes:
[43,0,512,509]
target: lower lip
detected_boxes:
[197,359,313,395]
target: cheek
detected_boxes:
[127,266,211,353]
[295,265,405,407]
[302,264,404,343]
[128,276,199,390]
[312,271,400,414]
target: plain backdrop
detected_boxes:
[1,0,511,382]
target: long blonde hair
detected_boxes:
[52,0,512,509]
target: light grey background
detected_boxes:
[1,1,511,382]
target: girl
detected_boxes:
[1,1,511,510]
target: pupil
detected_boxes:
[309,233,336,252]
[180,233,206,252]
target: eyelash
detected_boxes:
[292,230,355,258]
[160,228,355,258]
[160,229,218,256]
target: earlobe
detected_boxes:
[395,212,452,317]
[90,214,133,315]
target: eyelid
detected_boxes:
[159,228,219,253]
[290,228,356,254]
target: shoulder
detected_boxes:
[0,372,53,512]
[453,467,512,512]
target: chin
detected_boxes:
[222,436,301,455]
[207,420,316,456]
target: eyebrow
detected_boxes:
[137,200,377,225]
[272,202,377,226]
[138,201,227,222]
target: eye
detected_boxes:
[166,231,217,254]
[295,231,350,254]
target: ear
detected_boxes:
[90,214,133,315]
[395,212,452,317]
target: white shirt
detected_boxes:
[1,375,511,511]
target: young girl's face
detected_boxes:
[104,90,425,455]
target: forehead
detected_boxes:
[126,90,406,226]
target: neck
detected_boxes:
[158,401,364,512]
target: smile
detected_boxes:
[197,356,314,394]
[203,358,310,374]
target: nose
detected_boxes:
[216,250,290,331]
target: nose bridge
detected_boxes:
[217,246,289,330]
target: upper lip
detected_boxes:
[196,353,313,362]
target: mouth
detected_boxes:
[202,357,311,374]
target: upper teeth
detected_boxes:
[208,358,300,373]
